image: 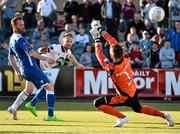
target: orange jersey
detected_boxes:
[95,32,136,97]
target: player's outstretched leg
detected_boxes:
[94,96,128,127]
[7,90,30,120]
[25,88,46,117]
[97,104,128,127]
[140,105,174,126]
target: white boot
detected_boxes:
[114,116,128,127]
[164,113,174,127]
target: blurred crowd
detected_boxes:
[0,0,180,69]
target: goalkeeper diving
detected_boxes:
[90,20,175,127]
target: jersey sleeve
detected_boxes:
[102,32,118,46]
[17,37,32,53]
[95,43,114,71]
[8,47,16,56]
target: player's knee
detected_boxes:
[24,88,33,95]
[132,105,142,113]
[93,97,106,108]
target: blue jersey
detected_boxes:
[9,33,49,89]
[9,33,39,73]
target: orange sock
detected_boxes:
[141,105,164,118]
[97,105,125,118]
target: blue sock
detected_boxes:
[46,91,55,117]
[31,88,46,106]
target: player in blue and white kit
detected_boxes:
[8,16,61,121]
[8,32,84,120]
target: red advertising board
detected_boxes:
[159,69,180,98]
[75,68,180,98]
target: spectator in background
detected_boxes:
[151,27,166,46]
[37,0,57,28]
[0,42,10,66]
[78,0,93,30]
[63,0,79,23]
[39,34,51,47]
[125,33,134,52]
[142,19,156,38]
[169,21,180,67]
[127,12,145,37]
[168,0,180,28]
[139,0,147,16]
[0,0,17,30]
[70,15,79,33]
[140,31,152,50]
[79,45,93,67]
[33,19,49,49]
[92,0,104,21]
[127,26,139,43]
[143,0,156,20]
[128,42,144,68]
[122,0,136,27]
[52,13,66,35]
[148,42,160,68]
[140,31,152,67]
[101,0,120,40]
[75,24,90,47]
[59,23,76,44]
[22,0,37,29]
[159,39,175,69]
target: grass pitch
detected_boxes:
[0,99,180,134]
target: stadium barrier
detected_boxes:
[75,68,180,98]
[0,66,180,98]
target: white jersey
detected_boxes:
[40,44,72,70]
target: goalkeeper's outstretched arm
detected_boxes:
[101,31,118,46]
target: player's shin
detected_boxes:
[97,104,125,118]
[11,90,29,111]
[140,105,164,118]
[46,90,55,117]
[30,88,46,106]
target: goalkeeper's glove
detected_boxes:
[91,20,103,33]
[89,28,101,43]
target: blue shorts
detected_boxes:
[22,67,49,89]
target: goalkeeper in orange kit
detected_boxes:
[89,20,174,127]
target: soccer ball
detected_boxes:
[149,6,165,23]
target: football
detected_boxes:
[149,6,165,23]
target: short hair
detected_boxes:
[164,38,170,43]
[111,45,123,58]
[152,41,159,46]
[11,16,23,26]
[63,32,73,38]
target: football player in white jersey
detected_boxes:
[7,33,84,120]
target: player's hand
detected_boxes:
[91,20,102,33]
[89,28,101,43]
[77,64,84,69]
[46,57,56,64]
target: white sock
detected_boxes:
[11,91,29,111]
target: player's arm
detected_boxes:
[18,38,55,64]
[67,54,84,68]
[28,50,55,64]
[101,31,118,46]
[8,49,23,81]
[95,42,114,71]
